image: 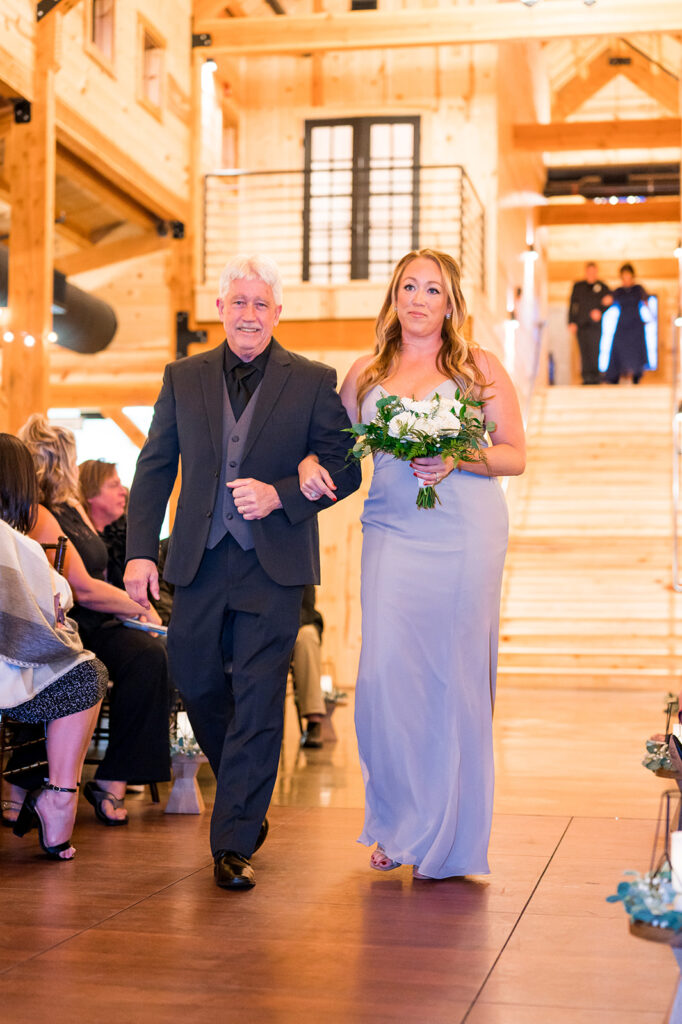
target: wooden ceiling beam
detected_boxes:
[195,0,682,56]
[620,42,680,114]
[0,44,33,101]
[56,146,157,230]
[56,102,190,223]
[55,231,173,276]
[538,198,680,225]
[513,118,682,150]
[53,216,94,249]
[552,45,616,121]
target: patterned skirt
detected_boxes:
[0,658,108,724]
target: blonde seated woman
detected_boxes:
[12,416,172,826]
[0,434,107,860]
[299,248,525,880]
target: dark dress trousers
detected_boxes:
[126,338,361,857]
[568,279,610,384]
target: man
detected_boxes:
[124,255,361,890]
[568,261,610,385]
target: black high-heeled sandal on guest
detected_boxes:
[83,780,128,826]
[13,782,78,860]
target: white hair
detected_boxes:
[218,254,283,307]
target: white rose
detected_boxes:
[436,396,462,417]
[388,411,419,438]
[433,410,461,434]
[402,398,436,416]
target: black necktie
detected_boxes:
[229,363,257,420]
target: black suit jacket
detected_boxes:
[126,339,361,588]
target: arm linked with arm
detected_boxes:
[275,367,362,526]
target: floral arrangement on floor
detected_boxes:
[348,391,494,509]
[642,693,681,774]
[170,711,204,759]
[643,739,673,774]
[607,867,682,932]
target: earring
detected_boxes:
[393,306,397,312]
[445,313,452,320]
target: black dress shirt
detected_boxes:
[223,340,272,420]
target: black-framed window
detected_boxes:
[302,116,420,284]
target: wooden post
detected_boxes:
[4,14,58,433]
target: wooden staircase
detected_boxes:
[499,384,680,695]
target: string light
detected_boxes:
[3,330,14,343]
[47,330,58,343]
[23,333,36,348]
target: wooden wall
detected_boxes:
[56,0,192,203]
[0,0,34,98]
[49,248,173,408]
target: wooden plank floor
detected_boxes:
[1,384,680,1023]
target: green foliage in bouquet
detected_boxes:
[347,391,494,509]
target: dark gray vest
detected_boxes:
[206,379,263,551]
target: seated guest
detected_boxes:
[77,459,127,587]
[79,461,174,624]
[16,416,172,826]
[0,434,107,860]
[294,585,326,749]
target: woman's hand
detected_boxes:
[298,454,337,503]
[139,605,162,627]
[410,455,455,485]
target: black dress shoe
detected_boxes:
[254,818,269,853]
[301,720,323,749]
[214,850,255,890]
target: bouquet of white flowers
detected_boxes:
[348,390,493,509]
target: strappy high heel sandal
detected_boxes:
[370,844,401,872]
[13,782,78,860]
[83,780,128,826]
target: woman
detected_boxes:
[299,248,525,879]
[78,459,128,587]
[16,416,171,825]
[0,434,107,859]
[603,263,650,385]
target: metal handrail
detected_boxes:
[672,318,682,591]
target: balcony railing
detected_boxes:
[203,164,485,294]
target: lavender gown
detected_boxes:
[355,382,509,877]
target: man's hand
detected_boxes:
[568,322,577,335]
[226,478,282,520]
[124,558,160,609]
[589,309,602,322]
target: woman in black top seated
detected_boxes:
[0,434,108,859]
[17,415,172,825]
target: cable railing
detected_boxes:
[203,164,485,293]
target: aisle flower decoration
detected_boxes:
[348,391,494,509]
[607,867,682,932]
[170,711,204,759]
[643,739,673,774]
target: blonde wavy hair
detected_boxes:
[356,248,488,416]
[17,413,80,508]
